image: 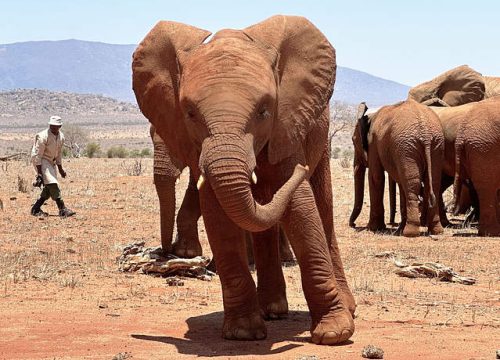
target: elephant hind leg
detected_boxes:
[477,186,500,236]
[172,171,202,257]
[425,157,444,235]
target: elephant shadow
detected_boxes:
[131,310,351,356]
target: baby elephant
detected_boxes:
[352,99,444,237]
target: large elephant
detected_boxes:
[351,100,444,237]
[454,97,500,236]
[133,16,355,344]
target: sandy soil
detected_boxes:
[0,158,498,359]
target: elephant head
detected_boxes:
[133,16,335,232]
[349,102,371,227]
[408,65,485,107]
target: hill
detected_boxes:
[0,89,143,128]
[0,39,409,106]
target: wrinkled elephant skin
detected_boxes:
[454,97,500,236]
[133,16,355,344]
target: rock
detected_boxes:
[362,345,384,359]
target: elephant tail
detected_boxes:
[424,142,437,208]
[453,135,465,214]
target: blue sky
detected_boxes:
[1,0,499,86]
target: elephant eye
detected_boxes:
[257,107,270,120]
[184,107,197,122]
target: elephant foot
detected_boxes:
[311,307,354,345]
[259,293,288,320]
[478,224,500,237]
[172,234,202,258]
[223,310,267,340]
[339,286,356,317]
[368,221,386,233]
[429,222,444,235]
[402,223,420,237]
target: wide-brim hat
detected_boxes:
[48,116,63,126]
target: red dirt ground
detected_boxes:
[0,158,498,359]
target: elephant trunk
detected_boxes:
[349,153,366,227]
[201,135,308,232]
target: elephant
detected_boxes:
[454,96,500,236]
[132,16,355,344]
[351,100,444,237]
[407,67,500,227]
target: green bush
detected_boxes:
[107,146,129,158]
[140,148,152,157]
[331,147,341,159]
[85,142,101,158]
[129,149,141,158]
[61,147,70,158]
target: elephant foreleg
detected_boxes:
[199,184,265,340]
[172,171,202,257]
[310,151,356,317]
[154,174,176,253]
[282,181,354,345]
[252,225,288,320]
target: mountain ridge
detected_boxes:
[0,39,410,106]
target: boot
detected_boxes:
[31,197,48,217]
[56,199,76,218]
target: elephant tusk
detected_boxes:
[251,171,257,185]
[175,176,180,185]
[196,175,205,190]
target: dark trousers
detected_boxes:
[40,183,62,201]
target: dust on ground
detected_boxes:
[0,158,498,359]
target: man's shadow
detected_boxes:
[132,311,351,357]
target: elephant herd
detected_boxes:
[131,16,499,345]
[350,65,500,237]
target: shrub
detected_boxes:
[129,149,141,158]
[85,142,101,158]
[140,148,152,157]
[61,147,70,158]
[107,146,129,158]
[331,147,341,159]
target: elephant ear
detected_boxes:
[244,16,336,165]
[132,21,211,163]
[356,102,370,153]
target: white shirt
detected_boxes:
[31,129,65,184]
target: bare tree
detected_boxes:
[328,101,356,156]
[62,124,88,157]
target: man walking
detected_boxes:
[30,116,76,217]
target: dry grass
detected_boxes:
[0,155,498,358]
